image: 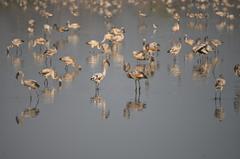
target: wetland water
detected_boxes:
[0,1,240,159]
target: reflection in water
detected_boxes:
[7,53,24,71]
[0,1,240,158]
[41,87,58,104]
[187,21,207,31]
[86,52,100,68]
[192,59,212,80]
[61,70,80,88]
[214,99,224,122]
[67,34,80,45]
[214,74,226,100]
[6,38,24,56]
[234,64,240,77]
[168,63,182,80]
[124,86,146,119]
[234,89,240,113]
[33,52,45,65]
[90,89,110,119]
[53,38,69,51]
[16,96,40,126]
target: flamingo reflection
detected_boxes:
[90,88,110,119]
[123,86,146,119]
[214,99,225,122]
[16,96,40,126]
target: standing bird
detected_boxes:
[59,56,82,71]
[184,34,195,46]
[43,46,57,66]
[208,39,223,53]
[124,62,148,91]
[143,41,160,55]
[86,40,101,49]
[132,50,149,61]
[101,32,114,43]
[234,64,240,77]
[215,74,226,99]
[16,71,40,103]
[53,24,69,33]
[66,20,80,30]
[39,67,62,87]
[90,59,110,90]
[209,39,223,48]
[167,38,182,63]
[7,38,24,55]
[172,21,180,32]
[127,70,148,91]
[33,37,48,51]
[167,39,182,56]
[110,27,125,35]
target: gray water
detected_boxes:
[0,1,240,159]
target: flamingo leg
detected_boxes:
[65,65,69,72]
[173,56,176,64]
[50,57,53,67]
[96,83,100,91]
[215,91,217,100]
[29,90,32,105]
[40,45,42,52]
[44,79,48,87]
[138,80,141,91]
[45,57,48,67]
[135,80,137,92]
[138,86,141,102]
[95,88,99,96]
[16,47,19,56]
[35,91,40,107]
[20,46,23,56]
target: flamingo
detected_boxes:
[90,59,110,90]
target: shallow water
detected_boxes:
[0,1,240,159]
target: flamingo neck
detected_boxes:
[102,67,107,76]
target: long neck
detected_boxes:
[102,67,107,76]
[19,73,24,85]
[52,73,58,80]
[102,62,109,76]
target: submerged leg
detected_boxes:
[138,80,141,91]
[135,80,137,92]
[35,90,40,107]
[16,47,19,56]
[96,83,100,91]
[44,79,48,87]
[45,58,48,67]
[173,56,176,64]
[214,90,218,100]
[29,90,32,105]
[50,58,53,67]
[65,65,69,72]
[20,46,23,56]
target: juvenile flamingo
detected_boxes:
[90,59,110,90]
[16,71,40,103]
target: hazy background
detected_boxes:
[0,1,240,159]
